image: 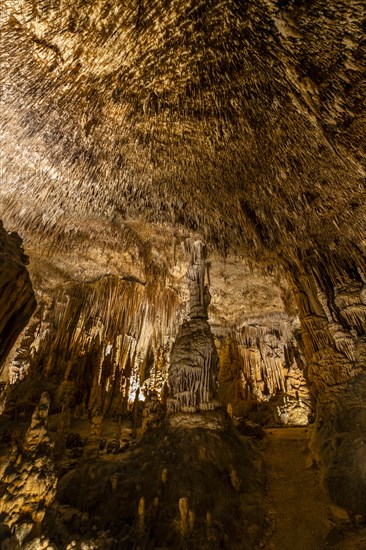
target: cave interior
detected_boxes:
[0,1,365,549]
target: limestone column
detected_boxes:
[168,240,219,414]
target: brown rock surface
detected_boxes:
[0,0,365,545]
[55,411,265,550]
[292,252,366,514]
[261,427,366,550]
[0,392,57,542]
[0,221,36,373]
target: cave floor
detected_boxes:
[261,427,366,550]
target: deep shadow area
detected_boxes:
[52,411,264,549]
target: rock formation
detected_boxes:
[3,273,179,420]
[0,221,36,373]
[54,413,264,550]
[292,250,366,515]
[168,240,219,414]
[217,315,312,426]
[0,392,57,547]
[0,0,365,546]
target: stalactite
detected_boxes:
[5,274,180,419]
[217,315,312,424]
[291,250,366,513]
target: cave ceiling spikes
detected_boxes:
[0,0,365,264]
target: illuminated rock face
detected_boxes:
[0,221,36,372]
[217,317,312,426]
[0,392,57,538]
[168,241,219,413]
[168,318,219,413]
[185,240,211,320]
[0,0,364,534]
[293,250,366,514]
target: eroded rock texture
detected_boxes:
[0,392,57,546]
[4,274,179,420]
[55,411,264,550]
[0,221,36,372]
[217,315,312,426]
[0,0,365,544]
[168,319,219,414]
[168,240,219,414]
[293,250,366,514]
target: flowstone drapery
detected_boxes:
[168,240,219,413]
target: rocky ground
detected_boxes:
[1,408,365,549]
[260,427,366,550]
[0,407,266,549]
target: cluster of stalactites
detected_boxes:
[230,317,309,405]
[293,258,366,364]
[4,276,179,417]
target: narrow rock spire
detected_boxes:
[168,240,219,413]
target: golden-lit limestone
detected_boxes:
[0,0,365,537]
[229,465,243,492]
[161,466,168,485]
[168,318,220,413]
[168,240,220,413]
[136,496,145,536]
[5,273,180,419]
[217,319,312,424]
[293,254,366,514]
[0,393,57,533]
[0,1,364,262]
[178,497,189,538]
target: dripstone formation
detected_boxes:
[0,0,365,547]
[0,392,57,548]
[168,240,219,414]
[292,251,366,515]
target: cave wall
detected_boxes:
[4,263,308,427]
[216,314,312,426]
[0,0,364,544]
[0,220,36,374]
[292,247,366,514]
[4,274,179,420]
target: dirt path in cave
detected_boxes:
[261,427,366,550]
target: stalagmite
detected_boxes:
[168,240,220,414]
[0,392,57,534]
[54,400,70,457]
[179,497,189,538]
[83,414,102,460]
[161,467,168,485]
[137,496,145,536]
[0,0,364,546]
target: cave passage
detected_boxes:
[0,0,365,548]
[260,427,366,550]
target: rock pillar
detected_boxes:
[168,240,219,413]
[292,250,366,514]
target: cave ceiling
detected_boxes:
[0,0,365,321]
